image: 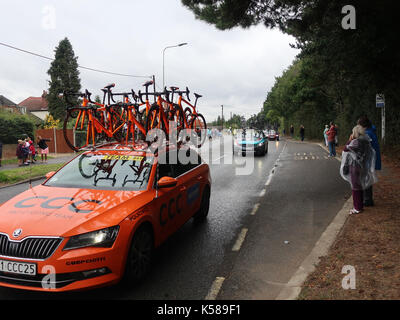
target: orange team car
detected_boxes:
[0,142,211,291]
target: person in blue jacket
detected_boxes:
[357,115,381,206]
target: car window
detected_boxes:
[155,149,202,183]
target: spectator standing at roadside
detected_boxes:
[37,136,51,163]
[357,115,381,206]
[28,137,37,163]
[25,138,32,163]
[16,140,26,166]
[323,125,329,147]
[299,125,305,141]
[340,125,377,214]
[326,122,337,157]
[290,125,294,138]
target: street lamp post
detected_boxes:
[162,43,188,88]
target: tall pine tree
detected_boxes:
[47,38,81,120]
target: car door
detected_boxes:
[173,152,203,226]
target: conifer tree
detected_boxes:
[47,37,81,120]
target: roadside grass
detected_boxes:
[1,156,54,166]
[0,163,63,185]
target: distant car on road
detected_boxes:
[233,129,268,156]
[267,130,279,141]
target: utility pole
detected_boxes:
[221,105,224,130]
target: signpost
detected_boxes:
[376,94,385,143]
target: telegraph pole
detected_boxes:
[221,105,224,130]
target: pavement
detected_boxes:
[0,153,76,172]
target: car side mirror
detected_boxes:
[45,171,56,179]
[157,176,178,189]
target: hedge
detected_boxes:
[0,110,35,144]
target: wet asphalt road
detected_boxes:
[0,137,349,300]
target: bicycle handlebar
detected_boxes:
[138,87,170,104]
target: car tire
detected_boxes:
[194,186,210,223]
[123,224,154,285]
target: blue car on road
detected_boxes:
[233,129,268,156]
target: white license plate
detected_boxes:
[0,259,37,276]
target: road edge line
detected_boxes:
[204,277,225,300]
[0,176,46,190]
[275,196,353,300]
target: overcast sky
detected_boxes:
[0,0,299,122]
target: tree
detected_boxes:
[182,0,400,145]
[47,38,81,120]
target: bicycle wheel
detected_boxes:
[63,108,94,151]
[78,153,98,178]
[190,113,207,148]
[167,104,185,131]
[145,104,161,132]
[145,104,164,145]
[107,107,125,143]
[184,107,193,126]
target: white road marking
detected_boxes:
[259,189,266,197]
[212,154,227,162]
[205,277,225,300]
[232,228,249,252]
[250,203,260,215]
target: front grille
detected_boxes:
[0,234,62,260]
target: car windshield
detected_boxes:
[44,153,153,191]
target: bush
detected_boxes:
[0,110,35,143]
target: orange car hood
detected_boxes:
[0,184,150,238]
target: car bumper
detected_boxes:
[234,144,265,154]
[0,225,131,292]
[0,247,125,292]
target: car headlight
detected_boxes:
[63,226,120,250]
[258,142,264,147]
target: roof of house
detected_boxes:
[0,95,17,106]
[18,91,48,112]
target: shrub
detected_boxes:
[0,110,35,143]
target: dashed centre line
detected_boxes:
[232,228,248,252]
[250,203,260,215]
[204,277,225,300]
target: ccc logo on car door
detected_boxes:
[159,194,183,226]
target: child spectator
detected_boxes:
[37,136,51,163]
[28,137,37,163]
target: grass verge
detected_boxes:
[0,163,63,186]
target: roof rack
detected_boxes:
[76,138,194,153]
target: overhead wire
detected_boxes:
[0,41,153,79]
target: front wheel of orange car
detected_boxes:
[124,225,154,285]
[193,186,210,223]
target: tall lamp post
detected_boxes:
[162,43,188,88]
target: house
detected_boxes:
[18,90,49,120]
[0,95,21,113]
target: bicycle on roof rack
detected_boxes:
[61,79,207,152]
[166,86,207,148]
